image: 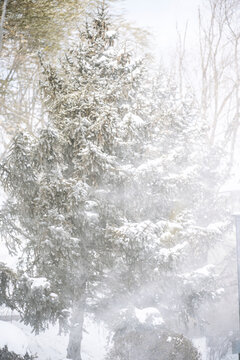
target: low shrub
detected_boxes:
[105,322,201,360]
[0,346,36,360]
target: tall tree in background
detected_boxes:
[174,0,240,166]
[198,0,240,152]
[171,2,240,354]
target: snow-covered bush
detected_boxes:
[0,263,16,310]
[105,320,201,360]
[0,346,35,360]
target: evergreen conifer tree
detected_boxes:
[0,4,228,360]
[95,73,228,336]
[0,5,151,360]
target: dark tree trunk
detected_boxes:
[67,287,86,360]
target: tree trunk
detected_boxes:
[0,0,8,53]
[67,290,86,360]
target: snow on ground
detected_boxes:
[15,322,68,360]
[0,321,28,355]
[1,319,210,360]
[81,317,108,360]
[0,311,211,360]
[0,316,108,360]
[192,337,207,360]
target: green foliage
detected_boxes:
[0,346,35,360]
[0,262,16,309]
[1,0,113,52]
[105,320,201,360]
[13,275,66,334]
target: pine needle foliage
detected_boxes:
[0,4,228,360]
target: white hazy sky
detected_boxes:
[112,0,202,54]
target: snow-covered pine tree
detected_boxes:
[141,75,229,334]
[0,4,151,360]
[0,4,228,360]
[95,73,228,339]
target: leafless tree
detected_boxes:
[175,0,240,165]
